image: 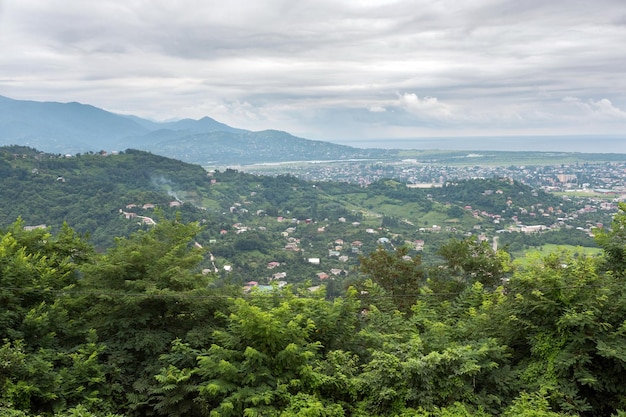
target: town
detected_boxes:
[117,159,625,294]
[238,159,626,194]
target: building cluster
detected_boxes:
[244,161,626,194]
[112,159,625,294]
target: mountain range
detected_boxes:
[0,95,388,165]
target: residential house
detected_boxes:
[285,242,299,251]
[120,210,137,219]
[272,272,287,280]
[138,216,156,225]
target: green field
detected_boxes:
[396,150,626,166]
[513,244,602,265]
[552,190,618,199]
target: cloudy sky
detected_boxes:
[1,0,626,143]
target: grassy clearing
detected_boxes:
[552,191,617,199]
[513,244,602,266]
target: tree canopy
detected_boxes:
[2,205,626,416]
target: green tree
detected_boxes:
[594,202,626,276]
[433,237,511,289]
[358,246,424,311]
[502,249,626,415]
[354,283,513,416]
[0,222,111,415]
[72,219,229,414]
[151,291,361,416]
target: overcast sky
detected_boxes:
[1,0,626,143]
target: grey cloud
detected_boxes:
[1,0,626,139]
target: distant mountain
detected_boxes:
[121,114,244,134]
[160,116,244,134]
[0,95,149,153]
[0,95,388,164]
[137,129,381,165]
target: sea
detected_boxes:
[337,135,626,154]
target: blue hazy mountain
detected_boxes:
[0,95,378,164]
[0,95,149,153]
[122,114,243,134]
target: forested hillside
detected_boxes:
[0,146,209,248]
[0,146,607,291]
[1,203,626,416]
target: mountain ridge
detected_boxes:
[0,95,380,164]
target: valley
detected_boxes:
[1,145,619,296]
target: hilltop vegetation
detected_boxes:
[2,203,626,416]
[0,146,207,248]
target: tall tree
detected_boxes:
[433,237,512,289]
[503,249,626,415]
[72,219,229,414]
[358,246,424,311]
[594,202,626,276]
